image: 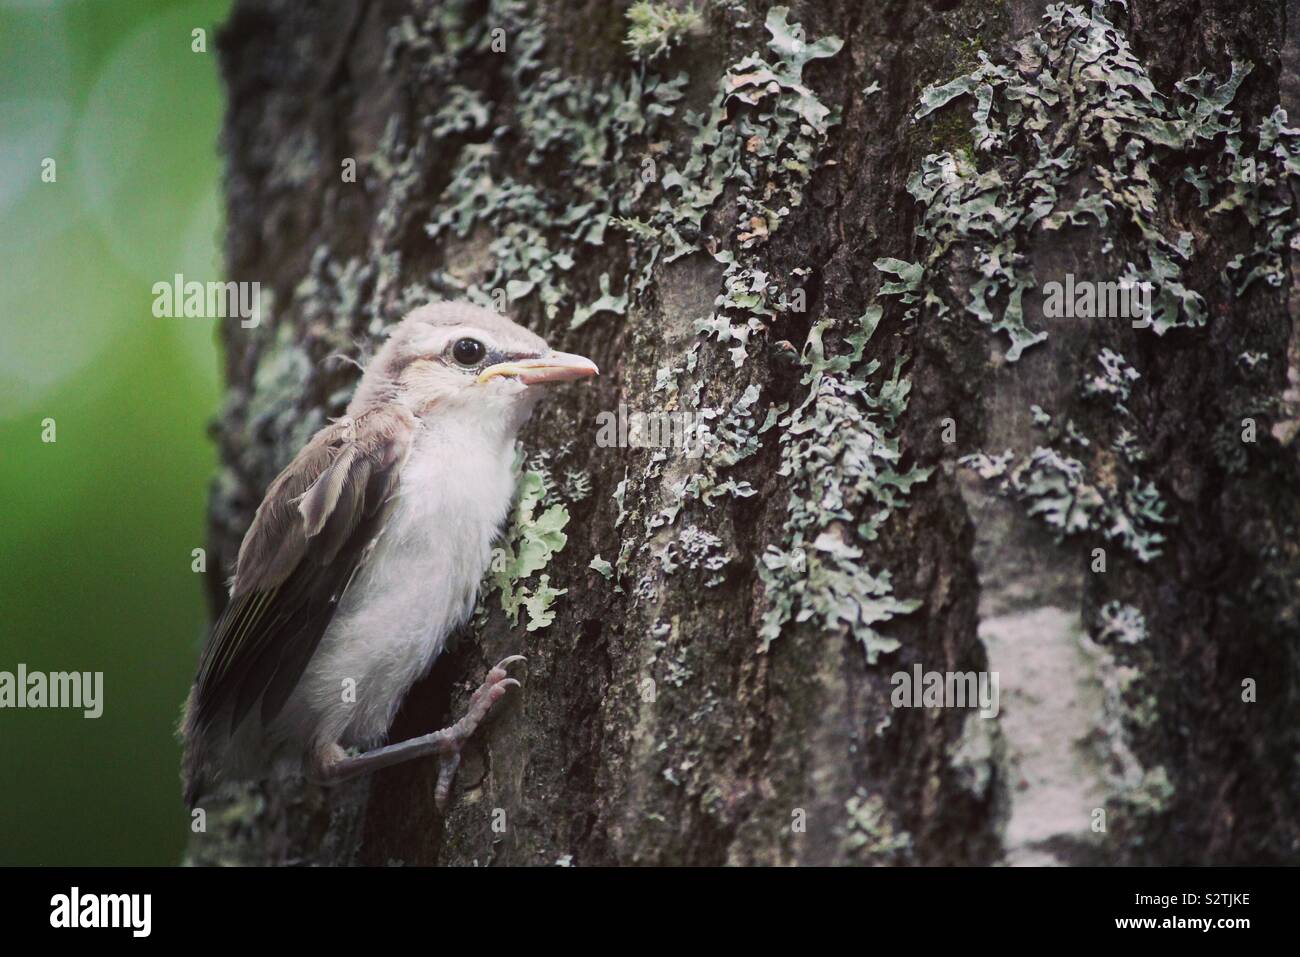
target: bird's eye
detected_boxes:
[452,338,486,366]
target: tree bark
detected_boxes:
[188,0,1299,865]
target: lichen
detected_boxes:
[588,554,614,580]
[758,308,933,661]
[1082,348,1139,413]
[658,524,729,586]
[906,1,1300,564]
[906,1,1299,360]
[623,2,702,64]
[1097,600,1147,645]
[960,439,1169,562]
[479,466,571,632]
[843,789,914,865]
[686,7,844,367]
[418,2,689,330]
[1087,600,1174,833]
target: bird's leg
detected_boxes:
[318,655,525,811]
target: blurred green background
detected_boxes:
[0,0,233,864]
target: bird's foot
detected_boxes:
[433,655,525,811]
[315,655,525,811]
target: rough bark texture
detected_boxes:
[187,0,1299,865]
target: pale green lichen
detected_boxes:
[658,524,729,586]
[607,15,873,642]
[688,8,843,367]
[908,4,1221,355]
[1097,601,1147,645]
[843,789,914,864]
[243,319,327,455]
[961,442,1168,562]
[1212,104,1300,295]
[623,2,702,64]
[910,2,1300,360]
[481,468,571,632]
[561,467,593,502]
[643,383,771,533]
[759,308,933,660]
[1082,348,1140,413]
[610,7,843,367]
[909,2,1300,568]
[421,1,689,328]
[1087,599,1173,831]
[569,273,628,330]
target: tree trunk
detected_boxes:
[187,0,1300,865]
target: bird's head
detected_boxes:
[349,302,599,436]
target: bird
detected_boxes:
[180,302,598,811]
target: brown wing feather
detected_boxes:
[192,404,417,735]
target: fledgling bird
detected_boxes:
[181,302,598,810]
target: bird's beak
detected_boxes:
[477,350,600,385]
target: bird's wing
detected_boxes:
[192,403,418,735]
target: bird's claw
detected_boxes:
[488,653,527,679]
[435,656,526,813]
[469,655,526,705]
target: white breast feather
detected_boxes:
[274,418,518,753]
